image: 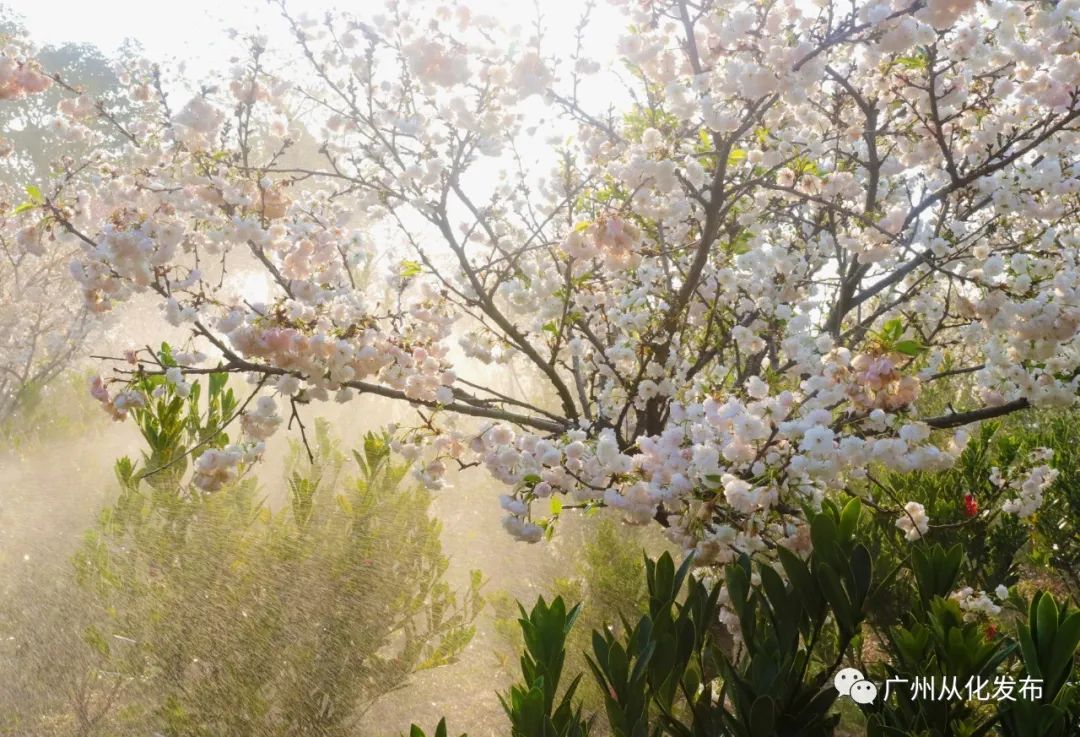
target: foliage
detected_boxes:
[424,501,1080,737]
[998,593,1080,737]
[869,566,1080,737]
[500,596,592,737]
[868,542,1015,736]
[406,718,468,737]
[860,410,1080,613]
[581,501,872,737]
[4,373,480,736]
[0,369,104,449]
[1015,414,1080,594]
[492,517,653,712]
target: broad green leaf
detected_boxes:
[894,340,924,356]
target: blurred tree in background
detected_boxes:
[0,5,139,430]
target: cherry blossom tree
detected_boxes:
[0,31,144,427]
[0,43,82,425]
[0,188,93,424]
[9,0,1080,560]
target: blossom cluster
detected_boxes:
[950,586,1003,619]
[240,396,282,441]
[896,501,931,542]
[0,46,51,100]
[89,375,146,421]
[5,0,1080,563]
[191,444,263,492]
[994,448,1058,518]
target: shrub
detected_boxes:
[491,517,653,712]
[0,369,104,450]
[419,501,1080,737]
[2,369,480,736]
[861,410,1080,611]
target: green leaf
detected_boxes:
[816,562,855,635]
[881,318,904,341]
[750,695,777,736]
[158,342,176,368]
[839,498,861,542]
[1018,624,1042,681]
[893,340,924,356]
[1046,612,1080,693]
[810,513,839,564]
[1036,593,1059,664]
[758,563,789,615]
[209,371,228,396]
[24,184,43,203]
[893,53,929,70]
[777,546,820,621]
[850,544,873,608]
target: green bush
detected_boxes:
[420,500,1080,737]
[1,367,480,736]
[0,369,104,450]
[856,410,1080,618]
[501,596,592,737]
[492,517,653,713]
[869,545,1080,737]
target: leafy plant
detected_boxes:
[870,594,1016,736]
[501,596,592,737]
[578,500,872,737]
[862,411,1080,625]
[998,593,1080,737]
[492,517,653,712]
[424,500,1080,737]
[12,372,481,737]
[406,717,468,737]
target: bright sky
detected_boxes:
[10,0,629,135]
[13,0,263,64]
[10,0,624,77]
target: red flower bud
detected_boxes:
[963,494,978,518]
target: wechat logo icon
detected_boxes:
[835,667,878,705]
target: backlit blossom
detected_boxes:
[9,0,1080,558]
[896,502,930,541]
